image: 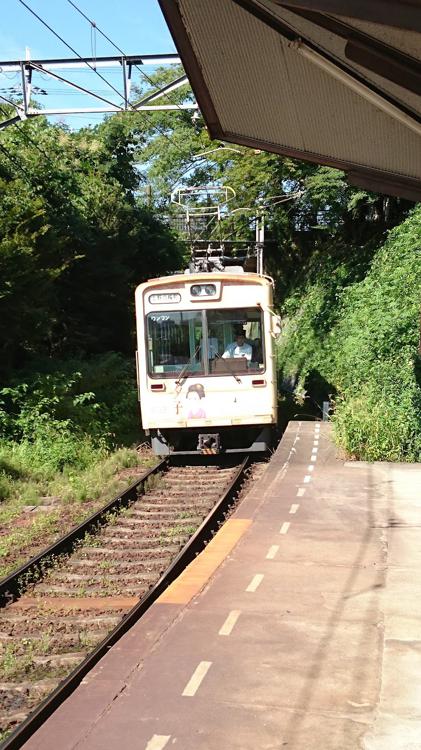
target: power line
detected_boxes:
[6,0,207,195]
[17,0,128,107]
[6,0,199,177]
[0,139,32,181]
[0,104,59,162]
[66,0,186,110]
[0,101,83,190]
[0,93,23,109]
[65,0,192,156]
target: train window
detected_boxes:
[147,311,204,377]
[207,308,264,373]
[146,308,264,377]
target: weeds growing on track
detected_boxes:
[0,446,157,580]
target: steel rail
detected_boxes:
[0,459,168,607]
[0,455,250,750]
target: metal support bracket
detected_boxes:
[0,53,198,127]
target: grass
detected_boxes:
[0,445,157,580]
[142,472,164,493]
[98,560,112,571]
[0,641,70,682]
[1,514,63,577]
[166,523,197,540]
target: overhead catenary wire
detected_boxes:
[7,0,215,197]
[0,139,33,181]
[66,0,189,114]
[17,0,194,168]
[2,0,205,187]
[0,92,24,110]
[28,61,128,111]
[17,0,129,108]
[65,0,194,160]
[0,103,61,163]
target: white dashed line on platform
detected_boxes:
[304,475,311,483]
[182,661,212,697]
[289,504,299,514]
[246,574,264,592]
[145,735,171,750]
[297,487,306,497]
[280,521,290,534]
[310,455,317,462]
[312,447,318,454]
[219,610,241,636]
[308,465,314,472]
[266,544,279,559]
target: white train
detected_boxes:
[135,264,280,455]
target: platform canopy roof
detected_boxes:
[159,0,421,201]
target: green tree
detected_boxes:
[0,111,183,378]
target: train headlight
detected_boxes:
[190,284,217,297]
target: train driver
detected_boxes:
[222,329,252,361]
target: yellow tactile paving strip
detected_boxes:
[9,521,252,613]
[157,518,252,605]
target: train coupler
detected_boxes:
[198,433,221,454]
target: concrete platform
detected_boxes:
[21,421,421,750]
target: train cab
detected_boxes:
[135,269,280,455]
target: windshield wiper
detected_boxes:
[175,342,202,386]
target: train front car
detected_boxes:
[136,271,278,455]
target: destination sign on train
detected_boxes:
[149,293,181,304]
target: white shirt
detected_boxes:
[222,341,252,361]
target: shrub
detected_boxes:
[0,353,138,441]
[277,205,421,461]
[0,353,140,477]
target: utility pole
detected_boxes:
[145,185,152,207]
[255,210,264,276]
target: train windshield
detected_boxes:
[147,311,204,377]
[147,307,264,377]
[207,308,264,373]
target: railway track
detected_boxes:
[0,456,250,749]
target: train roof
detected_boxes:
[136,271,274,294]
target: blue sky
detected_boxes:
[0,0,178,127]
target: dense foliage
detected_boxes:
[0,110,184,380]
[0,353,138,469]
[0,104,185,485]
[277,206,421,461]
